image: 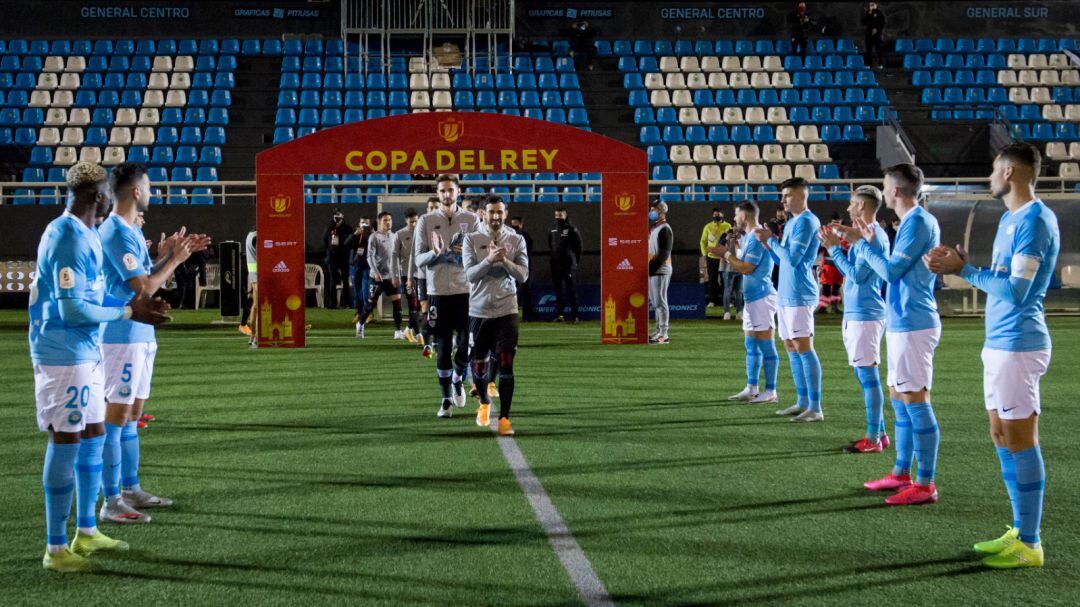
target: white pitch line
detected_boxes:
[489,415,616,607]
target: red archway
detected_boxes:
[255,111,648,347]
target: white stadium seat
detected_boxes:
[770,164,793,181]
[29,91,51,108]
[692,145,715,163]
[808,143,831,161]
[679,57,700,72]
[36,73,58,90]
[102,146,126,166]
[138,108,160,126]
[174,56,194,72]
[664,73,686,89]
[742,56,762,72]
[1043,105,1064,121]
[152,56,173,72]
[723,164,746,182]
[54,147,77,165]
[669,145,692,163]
[794,164,817,180]
[701,56,721,72]
[716,145,738,163]
[747,164,770,181]
[115,108,137,126]
[148,73,169,90]
[644,73,665,90]
[762,144,784,162]
[109,127,132,146]
[767,107,789,123]
[678,107,700,125]
[738,144,761,163]
[1060,162,1080,178]
[44,56,64,72]
[707,73,729,89]
[798,125,821,143]
[744,107,766,124]
[45,108,68,126]
[723,107,745,124]
[432,90,452,109]
[143,90,164,107]
[61,127,84,146]
[649,90,671,107]
[65,56,86,72]
[79,147,102,164]
[1045,142,1067,160]
[671,90,693,107]
[410,91,431,109]
[1007,54,1027,69]
[785,144,807,162]
[686,73,708,89]
[763,56,783,71]
[165,90,187,107]
[68,108,89,126]
[750,73,772,88]
[37,128,60,146]
[169,72,191,90]
[659,56,679,73]
[701,107,723,125]
[676,165,699,181]
[721,56,742,71]
[431,73,451,89]
[699,165,722,181]
[776,125,797,143]
[409,74,430,89]
[771,72,793,88]
[133,126,155,145]
[52,90,73,108]
[729,73,750,89]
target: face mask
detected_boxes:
[713,217,722,222]
[648,210,659,222]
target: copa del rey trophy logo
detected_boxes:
[439,117,464,143]
[616,192,635,212]
[271,194,291,214]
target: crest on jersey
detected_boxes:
[67,411,82,425]
[459,222,469,232]
[58,267,75,289]
[123,253,139,271]
[503,242,513,253]
[118,385,132,398]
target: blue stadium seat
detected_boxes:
[280,73,300,90]
[175,146,198,165]
[29,146,53,165]
[180,127,202,145]
[823,89,844,105]
[821,125,843,142]
[199,146,222,165]
[453,91,475,109]
[943,87,964,103]
[730,125,751,143]
[343,108,363,123]
[640,126,661,145]
[0,129,10,145]
[299,90,319,108]
[866,89,888,104]
[707,126,729,143]
[736,90,758,107]
[157,127,179,146]
[647,145,668,164]
[207,108,228,126]
[686,126,707,144]
[184,108,206,125]
[842,125,865,141]
[638,57,659,72]
[1056,123,1077,140]
[651,165,673,180]
[654,107,676,125]
[921,89,943,104]
[661,126,684,144]
[91,108,114,126]
[274,125,295,143]
[476,91,497,109]
[752,125,774,143]
[215,73,235,89]
[151,147,174,165]
[188,90,209,107]
[544,109,567,123]
[538,73,559,90]
[1019,104,1041,121]
[85,128,107,146]
[298,108,319,127]
[275,109,296,126]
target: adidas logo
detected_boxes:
[272,261,289,273]
[616,258,633,270]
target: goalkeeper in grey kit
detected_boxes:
[463,195,528,436]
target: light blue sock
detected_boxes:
[43,442,79,548]
[906,402,940,486]
[1013,446,1045,545]
[758,339,779,391]
[855,366,884,439]
[121,421,140,491]
[996,446,1021,528]
[102,422,123,498]
[891,399,912,476]
[744,336,761,389]
[76,434,105,531]
[787,351,807,406]
[800,350,822,413]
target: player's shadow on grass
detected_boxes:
[614,553,988,606]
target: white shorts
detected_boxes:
[102,342,158,405]
[885,327,941,392]
[842,319,886,367]
[34,361,106,433]
[982,347,1051,420]
[777,305,815,341]
[742,293,777,333]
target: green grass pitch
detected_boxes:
[0,309,1078,606]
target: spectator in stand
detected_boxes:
[819,213,845,313]
[570,19,598,70]
[862,2,887,69]
[787,3,816,60]
[769,209,788,285]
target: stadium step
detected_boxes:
[217,55,285,181]
[575,57,641,149]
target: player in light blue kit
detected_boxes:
[927,143,1057,568]
[754,177,824,422]
[97,163,211,525]
[712,202,779,404]
[835,164,942,506]
[819,186,891,453]
[29,162,170,572]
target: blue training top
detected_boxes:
[961,199,1059,352]
[29,213,109,366]
[769,209,820,308]
[739,231,776,303]
[99,213,156,344]
[829,222,889,322]
[855,205,940,333]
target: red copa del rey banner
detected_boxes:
[254,112,648,347]
[600,173,649,344]
[255,173,306,347]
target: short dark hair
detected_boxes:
[779,177,809,191]
[996,142,1042,183]
[109,162,148,196]
[485,194,505,207]
[555,206,568,213]
[712,207,724,214]
[404,208,418,218]
[426,196,439,204]
[736,201,759,218]
[511,215,523,223]
[883,163,924,198]
[435,174,459,186]
[377,211,391,220]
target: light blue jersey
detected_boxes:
[99,213,155,344]
[29,213,109,365]
[856,205,940,332]
[740,231,775,303]
[769,210,820,307]
[830,222,888,321]
[960,199,1059,352]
